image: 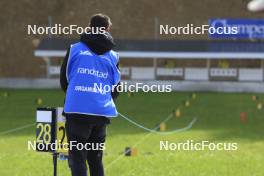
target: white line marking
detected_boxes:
[105,113,182,170]
[0,123,34,135]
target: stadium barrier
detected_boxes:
[2,78,264,93]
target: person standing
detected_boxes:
[60,14,120,176]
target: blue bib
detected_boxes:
[64,42,120,117]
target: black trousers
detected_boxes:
[65,115,107,176]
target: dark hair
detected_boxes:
[90,13,112,29]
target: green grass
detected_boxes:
[0,89,264,176]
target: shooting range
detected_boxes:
[1,0,264,176]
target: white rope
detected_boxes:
[118,113,197,135]
[106,112,197,170]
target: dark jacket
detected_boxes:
[60,32,120,124]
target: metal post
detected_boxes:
[261,60,264,82]
[154,17,159,80]
[48,16,53,39]
[43,57,51,78]
[207,59,211,80]
[53,153,58,176]
[45,16,52,79]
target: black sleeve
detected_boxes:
[60,48,70,93]
[111,62,120,100]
